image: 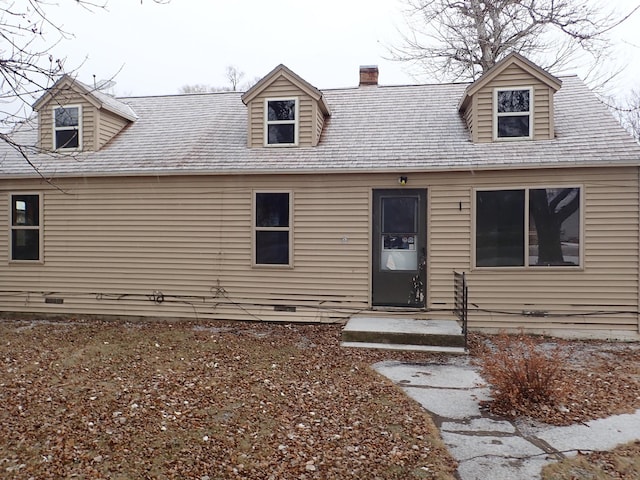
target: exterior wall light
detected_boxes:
[398,176,408,185]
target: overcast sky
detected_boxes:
[43,0,640,97]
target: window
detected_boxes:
[475,187,581,268]
[254,192,291,266]
[494,88,532,139]
[54,105,81,150]
[10,194,41,261]
[265,98,297,145]
[380,196,419,271]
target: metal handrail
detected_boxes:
[453,271,468,350]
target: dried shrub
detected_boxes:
[477,332,568,415]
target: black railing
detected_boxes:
[453,271,469,350]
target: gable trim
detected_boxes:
[33,74,137,122]
[458,52,562,111]
[241,64,330,115]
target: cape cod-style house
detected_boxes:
[2,53,640,339]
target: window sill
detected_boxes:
[9,260,44,265]
[472,265,583,272]
[54,148,83,153]
[493,136,533,142]
[252,264,294,269]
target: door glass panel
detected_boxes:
[382,197,417,233]
[380,196,418,271]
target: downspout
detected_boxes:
[637,167,640,333]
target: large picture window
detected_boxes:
[54,105,81,150]
[494,88,532,139]
[254,192,291,266]
[10,193,41,261]
[265,98,297,145]
[475,187,581,268]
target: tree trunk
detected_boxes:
[529,189,564,265]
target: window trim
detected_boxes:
[9,192,43,264]
[264,97,299,147]
[472,186,583,270]
[493,86,533,141]
[252,190,293,268]
[52,104,83,151]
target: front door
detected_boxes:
[372,189,427,307]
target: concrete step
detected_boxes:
[340,341,467,354]
[341,316,467,353]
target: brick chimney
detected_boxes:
[359,65,379,86]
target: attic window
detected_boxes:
[494,88,532,139]
[54,105,81,150]
[265,98,298,146]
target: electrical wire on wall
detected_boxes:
[0,287,639,323]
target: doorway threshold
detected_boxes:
[371,306,426,312]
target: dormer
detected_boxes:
[241,65,330,148]
[458,53,562,143]
[32,74,137,152]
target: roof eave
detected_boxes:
[5,159,640,182]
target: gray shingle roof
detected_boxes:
[2,75,639,179]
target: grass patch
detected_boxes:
[542,441,640,479]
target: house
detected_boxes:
[2,53,640,339]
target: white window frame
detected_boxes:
[264,97,299,147]
[52,104,82,151]
[493,87,533,141]
[9,192,43,263]
[252,190,293,268]
[472,186,583,270]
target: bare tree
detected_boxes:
[0,1,167,163]
[529,188,579,265]
[178,84,217,94]
[390,0,639,82]
[179,66,258,94]
[613,89,640,143]
[225,65,245,91]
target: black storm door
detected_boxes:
[372,189,427,307]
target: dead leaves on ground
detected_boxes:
[470,334,640,426]
[0,320,457,479]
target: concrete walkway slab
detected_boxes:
[374,358,640,479]
[457,456,551,480]
[441,417,516,434]
[442,431,546,462]
[537,411,640,453]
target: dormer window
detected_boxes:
[265,98,298,146]
[54,105,81,150]
[494,88,532,140]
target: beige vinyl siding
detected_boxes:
[1,167,638,334]
[428,167,639,334]
[0,174,373,323]
[473,63,553,143]
[97,109,129,149]
[314,101,326,146]
[247,76,317,147]
[37,92,97,152]
[463,98,475,141]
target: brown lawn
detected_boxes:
[0,319,457,479]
